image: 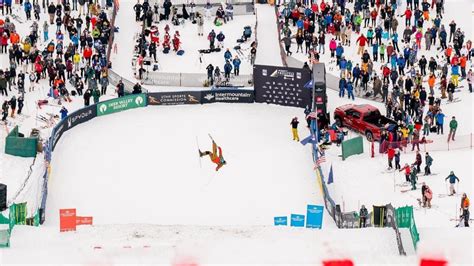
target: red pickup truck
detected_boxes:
[333,104,396,141]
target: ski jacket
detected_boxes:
[461,197,470,209]
[445,174,459,184]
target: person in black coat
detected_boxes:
[206,64,214,85]
[17,95,24,115]
[116,80,125,97]
[132,83,142,94]
[2,100,9,121]
[182,4,189,20]
[133,1,143,21]
[8,95,16,118]
[163,0,172,20]
[359,205,368,228]
[83,89,92,106]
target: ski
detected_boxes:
[400,188,418,193]
[445,98,461,104]
[438,193,462,198]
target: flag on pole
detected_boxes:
[300,134,318,146]
[327,164,334,184]
[314,155,326,169]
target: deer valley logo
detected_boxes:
[99,104,107,113]
[135,95,144,105]
[204,93,214,101]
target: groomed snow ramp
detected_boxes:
[255,4,284,66]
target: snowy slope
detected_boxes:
[255,4,284,67]
[45,103,335,227]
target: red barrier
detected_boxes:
[420,259,447,266]
[76,216,93,225]
[323,259,354,266]
[60,209,93,232]
[59,209,76,232]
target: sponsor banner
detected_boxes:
[76,216,93,226]
[66,105,97,131]
[254,65,312,108]
[147,91,201,105]
[51,105,97,151]
[306,205,324,229]
[51,119,67,151]
[59,209,76,232]
[290,214,305,227]
[97,94,147,116]
[274,216,288,226]
[201,89,254,104]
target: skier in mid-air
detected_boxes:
[199,136,226,171]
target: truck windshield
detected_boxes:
[363,110,381,122]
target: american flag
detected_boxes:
[314,155,326,169]
[307,112,318,119]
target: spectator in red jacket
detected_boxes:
[387,146,395,169]
[356,34,368,55]
[400,163,412,182]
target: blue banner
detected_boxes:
[290,214,305,227]
[274,216,288,226]
[306,205,324,229]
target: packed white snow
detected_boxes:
[45,103,334,227]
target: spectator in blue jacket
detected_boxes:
[224,48,232,61]
[372,42,379,61]
[335,43,344,65]
[435,110,445,134]
[296,18,303,30]
[397,55,406,75]
[439,29,447,50]
[390,54,398,69]
[445,171,460,196]
[60,106,68,120]
[232,55,241,76]
[339,57,347,70]
[339,77,346,98]
[392,32,399,52]
[223,60,232,80]
[346,81,354,100]
[24,0,32,20]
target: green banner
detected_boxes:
[341,136,364,160]
[96,94,147,116]
[395,206,419,250]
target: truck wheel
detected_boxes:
[335,117,342,127]
[365,131,374,142]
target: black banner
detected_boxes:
[201,89,254,104]
[253,65,312,108]
[51,105,97,151]
[66,105,97,130]
[51,118,67,151]
[147,91,202,105]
